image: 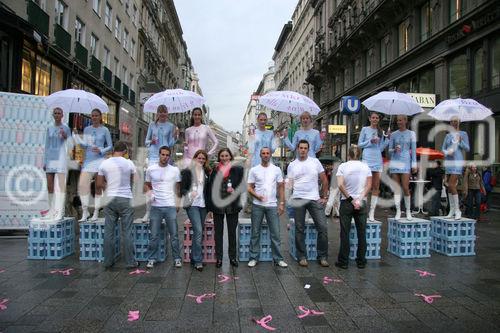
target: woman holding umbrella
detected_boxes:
[183,107,218,167]
[142,104,178,221]
[441,116,470,219]
[73,109,113,222]
[283,111,322,158]
[357,112,389,221]
[388,115,417,220]
[41,107,72,220]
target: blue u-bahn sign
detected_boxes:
[340,96,360,115]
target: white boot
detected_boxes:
[445,193,455,218]
[404,196,413,221]
[79,195,90,222]
[394,194,401,220]
[453,194,461,220]
[40,193,54,220]
[91,195,102,221]
[369,196,378,222]
[52,192,66,221]
[142,200,151,222]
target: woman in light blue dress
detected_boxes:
[42,107,72,220]
[249,112,277,167]
[441,116,470,219]
[283,111,322,158]
[358,112,389,221]
[388,115,417,220]
[142,104,178,221]
[73,109,113,222]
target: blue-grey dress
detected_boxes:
[44,124,71,173]
[358,126,389,172]
[441,131,470,175]
[388,129,417,174]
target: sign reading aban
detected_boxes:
[407,93,436,108]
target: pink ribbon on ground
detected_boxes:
[0,269,5,273]
[253,315,276,331]
[297,306,325,318]
[129,269,150,275]
[50,268,74,276]
[217,274,239,283]
[323,276,343,285]
[415,269,436,277]
[127,310,139,321]
[187,293,216,304]
[0,298,9,311]
[414,293,441,304]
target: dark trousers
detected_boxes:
[429,189,442,216]
[213,212,239,260]
[466,189,482,219]
[338,200,367,265]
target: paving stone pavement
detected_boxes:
[1,208,500,333]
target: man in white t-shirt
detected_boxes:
[96,141,137,269]
[247,147,287,268]
[335,145,372,270]
[144,146,182,268]
[287,140,329,267]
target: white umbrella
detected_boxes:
[362,91,424,116]
[429,98,492,122]
[44,89,109,114]
[258,91,321,115]
[143,89,205,113]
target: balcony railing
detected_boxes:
[54,24,71,54]
[114,76,121,93]
[74,42,88,67]
[90,56,101,78]
[122,83,129,100]
[103,67,112,86]
[129,90,136,104]
[27,1,49,36]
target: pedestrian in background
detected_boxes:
[426,160,445,216]
[283,111,323,158]
[482,166,493,212]
[464,164,485,220]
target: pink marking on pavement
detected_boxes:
[187,293,216,304]
[253,315,276,331]
[128,269,150,275]
[217,274,239,283]
[414,293,441,304]
[50,268,74,276]
[0,269,5,273]
[127,310,139,321]
[297,306,325,318]
[323,276,343,285]
[0,299,9,311]
[415,269,436,277]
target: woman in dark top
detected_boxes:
[180,150,211,271]
[464,164,485,219]
[207,148,244,267]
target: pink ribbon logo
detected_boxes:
[323,276,343,285]
[50,268,74,276]
[416,270,436,277]
[414,293,441,304]
[127,310,139,321]
[187,293,216,304]
[253,315,276,331]
[217,274,239,283]
[297,306,325,318]
[129,269,150,275]
[0,298,9,311]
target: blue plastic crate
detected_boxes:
[238,242,274,262]
[288,237,318,261]
[135,242,166,262]
[238,220,271,246]
[45,237,75,260]
[133,222,166,242]
[431,236,476,256]
[27,241,46,259]
[288,219,317,245]
[387,236,432,258]
[430,217,475,239]
[349,241,381,260]
[349,220,382,242]
[387,218,431,240]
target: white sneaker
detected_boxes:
[146,260,155,268]
[248,259,257,267]
[174,259,182,268]
[276,260,288,268]
[395,208,401,220]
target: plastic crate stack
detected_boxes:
[238,218,272,262]
[133,221,166,262]
[288,219,318,260]
[79,219,120,261]
[387,217,432,258]
[431,217,476,256]
[28,218,75,260]
[349,220,382,259]
[182,219,216,263]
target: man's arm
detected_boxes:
[278,181,285,215]
[319,171,329,203]
[247,183,264,201]
[360,176,372,201]
[175,182,181,210]
[337,175,349,199]
[95,175,105,195]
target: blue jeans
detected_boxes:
[292,199,328,260]
[103,197,135,267]
[185,206,207,264]
[147,206,181,262]
[250,204,283,261]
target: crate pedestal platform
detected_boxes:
[79,218,120,262]
[349,220,381,260]
[28,217,75,260]
[430,216,476,256]
[288,219,318,261]
[387,217,432,259]
[182,219,216,263]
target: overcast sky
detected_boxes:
[173,0,298,132]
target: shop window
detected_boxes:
[21,49,34,93]
[50,65,63,93]
[491,37,500,89]
[448,53,467,98]
[101,95,116,126]
[473,47,484,94]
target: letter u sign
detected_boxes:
[340,96,360,115]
